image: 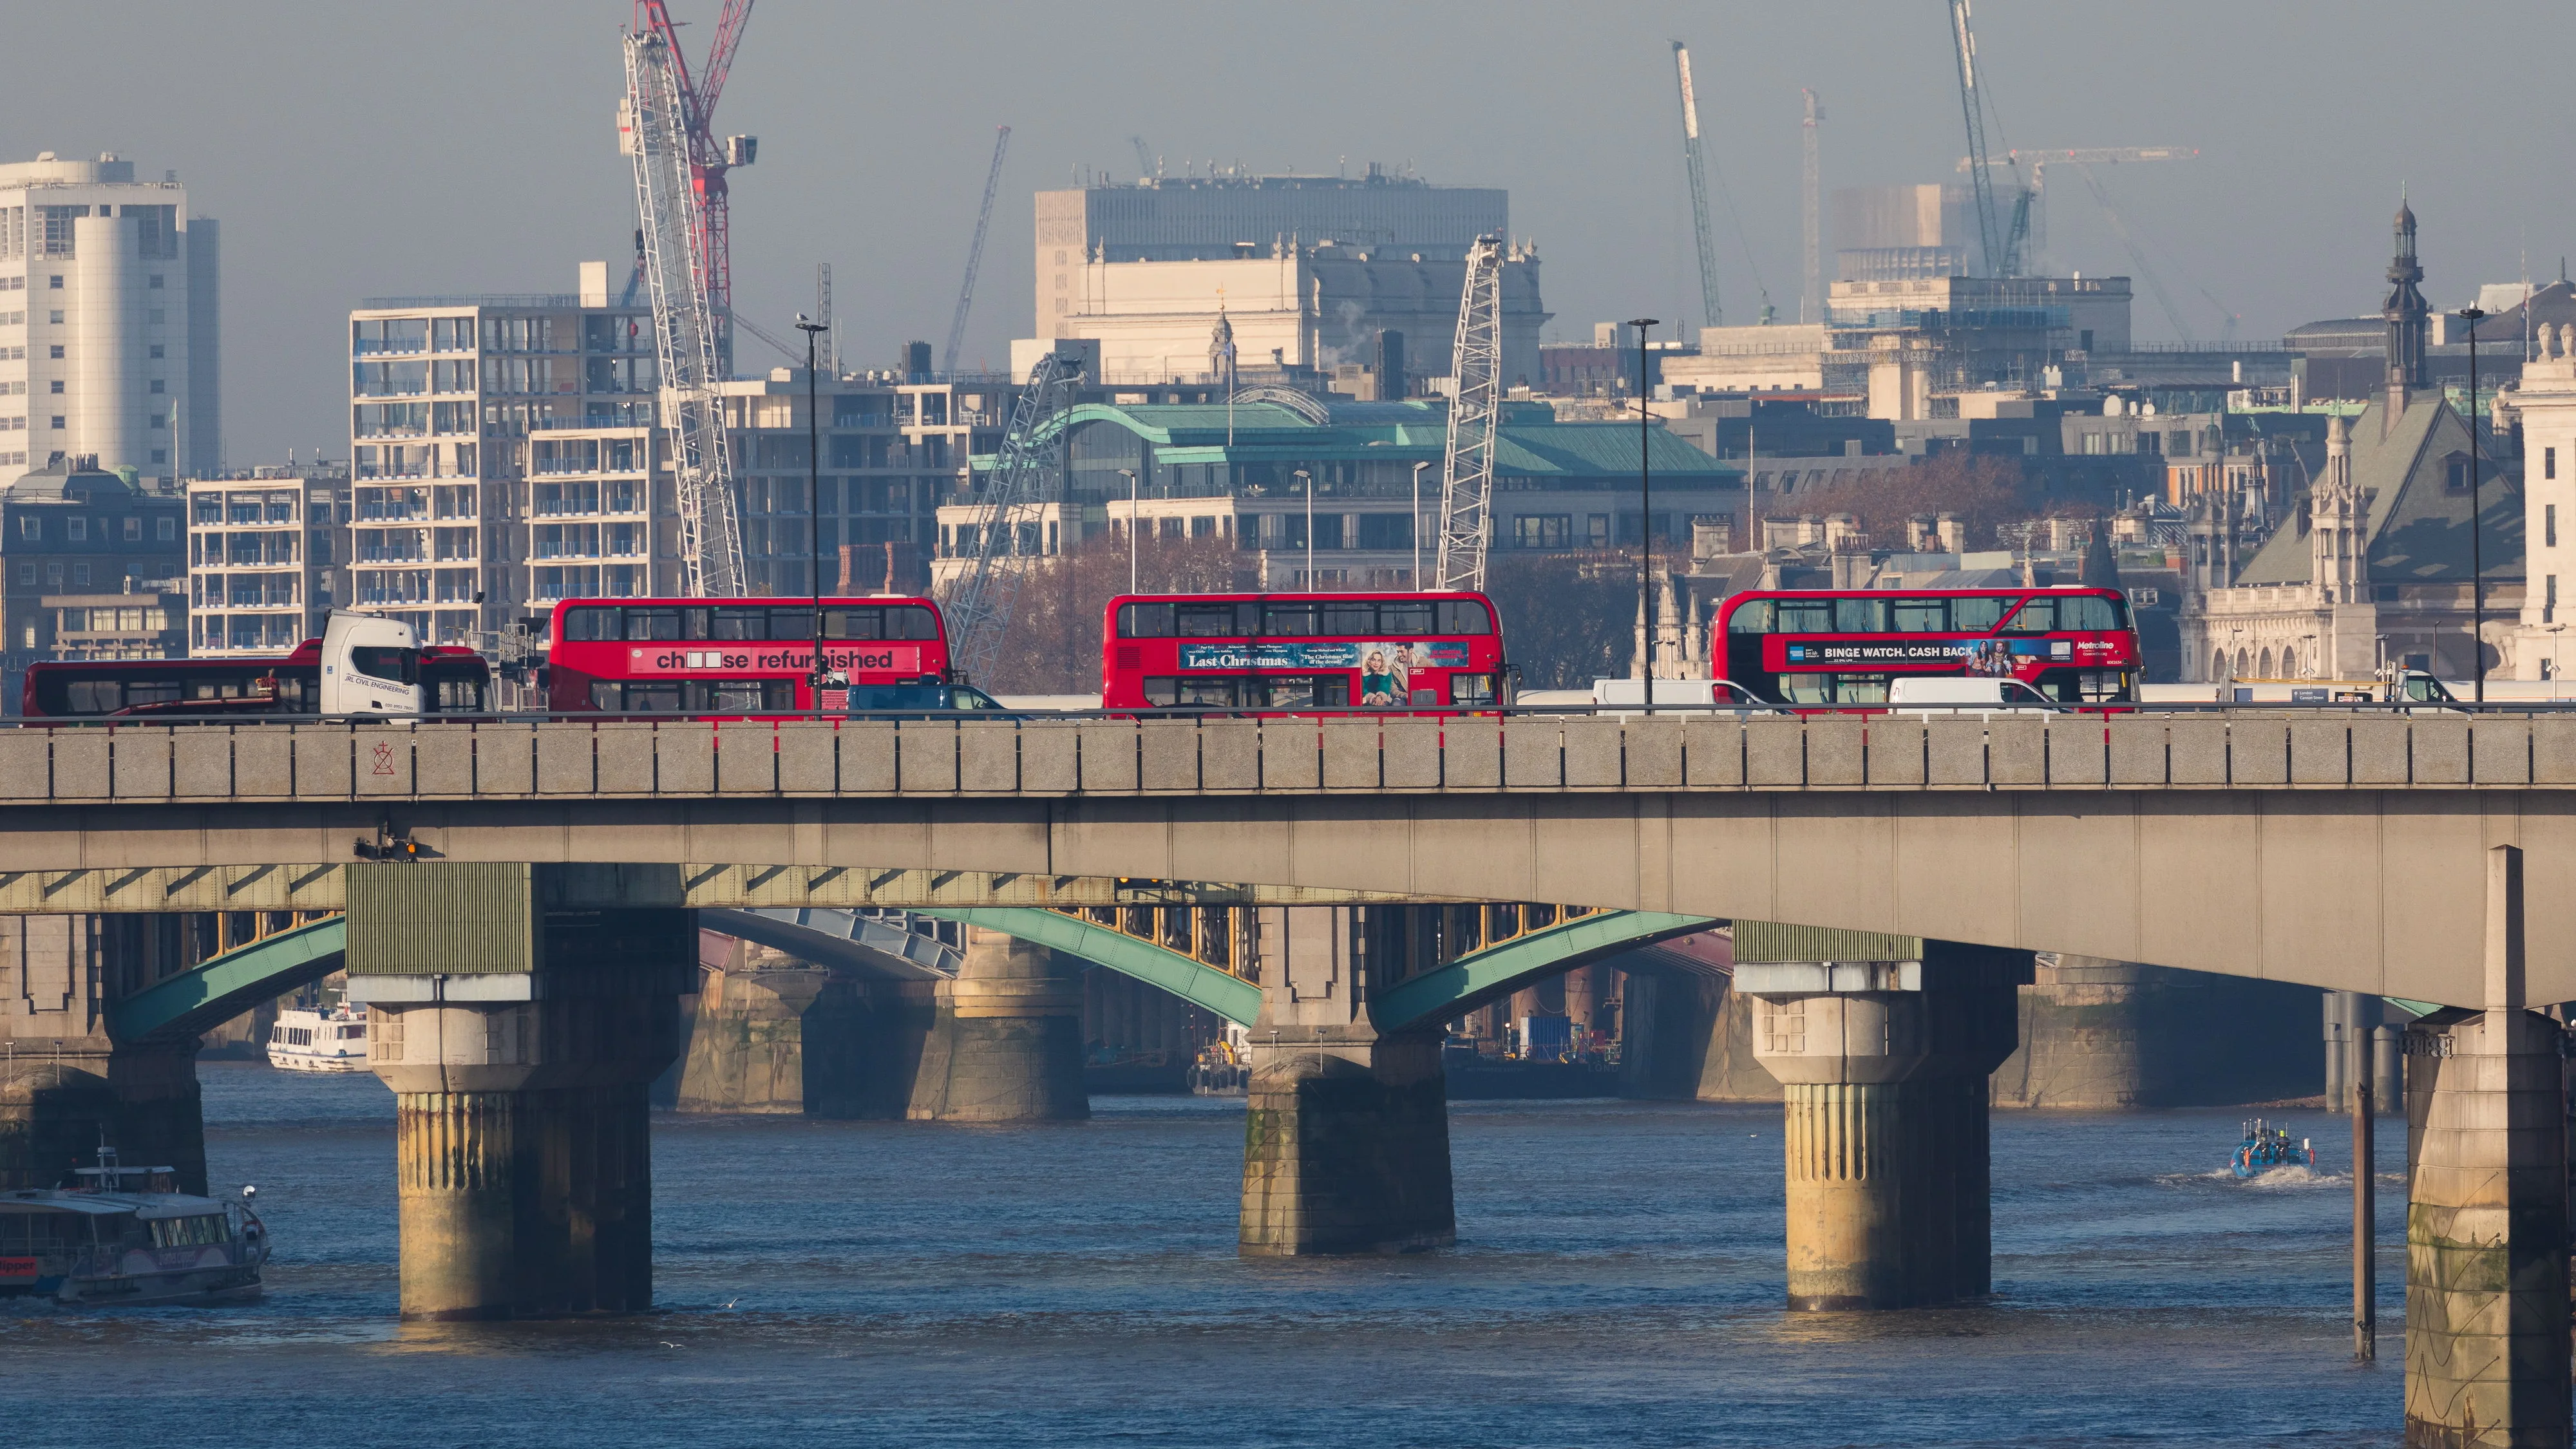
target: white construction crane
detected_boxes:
[623,24,748,596]
[943,127,1011,379]
[1953,147,2198,281]
[1433,236,1504,592]
[1671,42,1723,333]
[942,350,1080,682]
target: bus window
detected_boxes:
[1262,601,1318,636]
[770,608,815,640]
[1119,603,1177,638]
[431,678,485,712]
[1379,601,1434,634]
[69,680,119,713]
[2000,598,2054,633]
[1836,675,1891,704]
[712,606,772,640]
[1781,674,1831,704]
[1177,677,1239,707]
[1833,598,1886,633]
[2059,594,2125,631]
[824,607,882,639]
[1890,598,1948,632]
[889,605,939,640]
[1321,602,1376,635]
[1436,600,1492,635]
[1141,677,1180,706]
[1177,603,1238,638]
[624,607,685,641]
[707,681,774,713]
[1727,600,1774,634]
[564,605,621,641]
[1449,674,1497,706]
[1953,596,2008,632]
[1776,600,1830,634]
[1254,675,1349,708]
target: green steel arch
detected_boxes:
[932,907,1716,1033]
[923,908,1265,1026]
[1370,912,1714,1032]
[110,916,348,1045]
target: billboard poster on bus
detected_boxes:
[623,645,927,676]
[1177,640,1471,706]
[1773,637,2072,674]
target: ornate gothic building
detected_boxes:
[2179,203,2521,684]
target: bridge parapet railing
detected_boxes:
[0,711,2568,802]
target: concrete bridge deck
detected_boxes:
[0,712,2571,1005]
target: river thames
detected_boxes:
[5,1063,2402,1447]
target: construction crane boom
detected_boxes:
[942,349,1079,681]
[1946,0,2008,278]
[624,24,746,597]
[1130,135,1155,176]
[632,1,755,378]
[1954,147,2197,279]
[1800,89,1823,325]
[1671,42,1725,333]
[943,126,1011,379]
[1434,236,1505,592]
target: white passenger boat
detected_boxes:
[268,1004,369,1072]
[0,1147,268,1306]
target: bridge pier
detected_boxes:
[346,864,690,1321]
[906,926,1086,1122]
[675,942,829,1114]
[1,915,207,1193]
[2402,848,2570,1448]
[1738,927,2027,1311]
[1239,905,1454,1255]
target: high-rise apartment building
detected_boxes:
[184,465,352,654]
[0,151,220,491]
[345,264,652,643]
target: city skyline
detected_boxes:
[2,0,2569,466]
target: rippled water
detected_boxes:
[4,1063,2406,1447]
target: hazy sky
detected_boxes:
[6,1,2570,467]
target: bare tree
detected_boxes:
[974,533,1258,695]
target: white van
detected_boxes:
[1884,676,2057,712]
[317,610,424,716]
[1589,677,1781,713]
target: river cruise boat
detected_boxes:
[269,1004,368,1072]
[0,1147,268,1306]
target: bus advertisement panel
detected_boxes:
[547,596,950,713]
[1103,592,1508,712]
[1719,587,2140,706]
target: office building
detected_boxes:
[1034,169,1544,388]
[0,453,185,700]
[0,151,218,491]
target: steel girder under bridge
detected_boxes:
[102,903,1714,1044]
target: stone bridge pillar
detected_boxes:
[1738,925,2027,1311]
[2402,846,2570,1449]
[1239,904,1453,1256]
[347,864,690,1321]
[1,914,205,1195]
[675,940,829,1115]
[907,926,1086,1122]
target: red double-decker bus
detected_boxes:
[1716,586,2140,706]
[1102,591,1510,712]
[547,596,951,712]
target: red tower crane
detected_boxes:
[632,0,755,375]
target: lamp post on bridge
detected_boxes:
[1629,317,1660,683]
[2459,305,2488,703]
[795,313,830,706]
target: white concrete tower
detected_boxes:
[2514,323,2576,679]
[0,152,216,490]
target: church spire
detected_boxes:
[2383,195,2430,421]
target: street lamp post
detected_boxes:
[1117,468,1139,594]
[1410,460,1431,590]
[1294,469,1314,591]
[1629,318,1660,682]
[795,313,829,706]
[2461,305,2488,703]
